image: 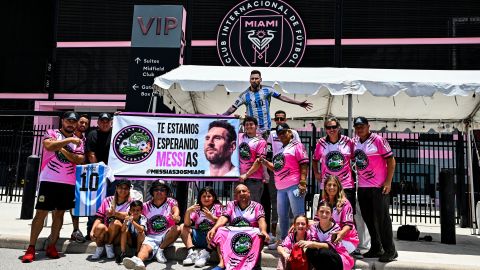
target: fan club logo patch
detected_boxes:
[149,215,168,233]
[231,232,253,256]
[325,151,345,172]
[232,217,251,227]
[239,142,251,160]
[113,125,154,164]
[198,219,214,232]
[272,153,285,171]
[217,0,306,67]
[354,149,369,170]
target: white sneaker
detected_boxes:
[268,233,277,244]
[268,241,278,250]
[194,249,210,268]
[105,244,115,259]
[91,246,104,260]
[155,249,167,263]
[123,256,145,270]
[183,250,198,265]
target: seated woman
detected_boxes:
[91,179,132,260]
[180,186,223,267]
[116,200,147,263]
[299,201,355,270]
[316,175,359,254]
[276,214,314,270]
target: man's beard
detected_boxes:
[251,82,259,89]
[205,151,228,165]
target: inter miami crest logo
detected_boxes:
[231,232,253,256]
[217,0,306,67]
[354,149,369,171]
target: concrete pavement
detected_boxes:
[1,201,479,270]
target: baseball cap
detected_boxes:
[62,111,79,121]
[116,179,131,188]
[98,112,112,120]
[276,123,290,133]
[353,116,369,126]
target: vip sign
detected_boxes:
[217,0,307,67]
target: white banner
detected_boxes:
[108,113,240,180]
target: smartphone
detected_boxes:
[293,188,300,197]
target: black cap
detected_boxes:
[62,111,79,121]
[98,112,112,120]
[276,123,290,133]
[353,116,369,126]
[116,179,131,188]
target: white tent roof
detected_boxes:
[153,65,480,132]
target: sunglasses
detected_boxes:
[325,125,338,130]
[153,188,167,192]
[274,117,285,121]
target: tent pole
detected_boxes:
[466,121,477,234]
[348,94,353,137]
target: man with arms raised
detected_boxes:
[223,70,312,133]
[22,111,84,263]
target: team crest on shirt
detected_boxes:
[198,219,214,232]
[272,153,285,171]
[55,144,74,163]
[231,217,251,227]
[231,232,253,256]
[354,150,369,170]
[239,142,251,160]
[326,151,345,172]
[113,125,154,164]
[149,215,168,233]
[107,216,116,224]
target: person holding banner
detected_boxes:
[223,70,313,133]
[90,179,132,260]
[179,186,223,267]
[204,120,239,177]
[122,181,181,269]
[238,116,267,203]
[206,184,269,270]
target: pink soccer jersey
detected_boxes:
[95,196,132,227]
[239,134,267,179]
[190,203,224,232]
[211,226,263,270]
[40,129,84,185]
[143,198,178,235]
[313,135,354,189]
[311,222,355,270]
[272,140,309,190]
[353,133,394,188]
[280,229,316,252]
[316,199,359,250]
[223,201,265,228]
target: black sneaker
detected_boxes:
[363,249,384,258]
[116,252,126,264]
[379,251,398,262]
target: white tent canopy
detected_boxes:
[153,65,480,132]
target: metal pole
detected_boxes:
[348,94,353,137]
[466,123,477,234]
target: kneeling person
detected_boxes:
[116,200,147,263]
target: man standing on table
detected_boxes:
[353,116,397,262]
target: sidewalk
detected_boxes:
[1,201,479,269]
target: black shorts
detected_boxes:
[35,181,75,211]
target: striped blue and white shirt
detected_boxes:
[233,86,281,132]
[73,162,114,217]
